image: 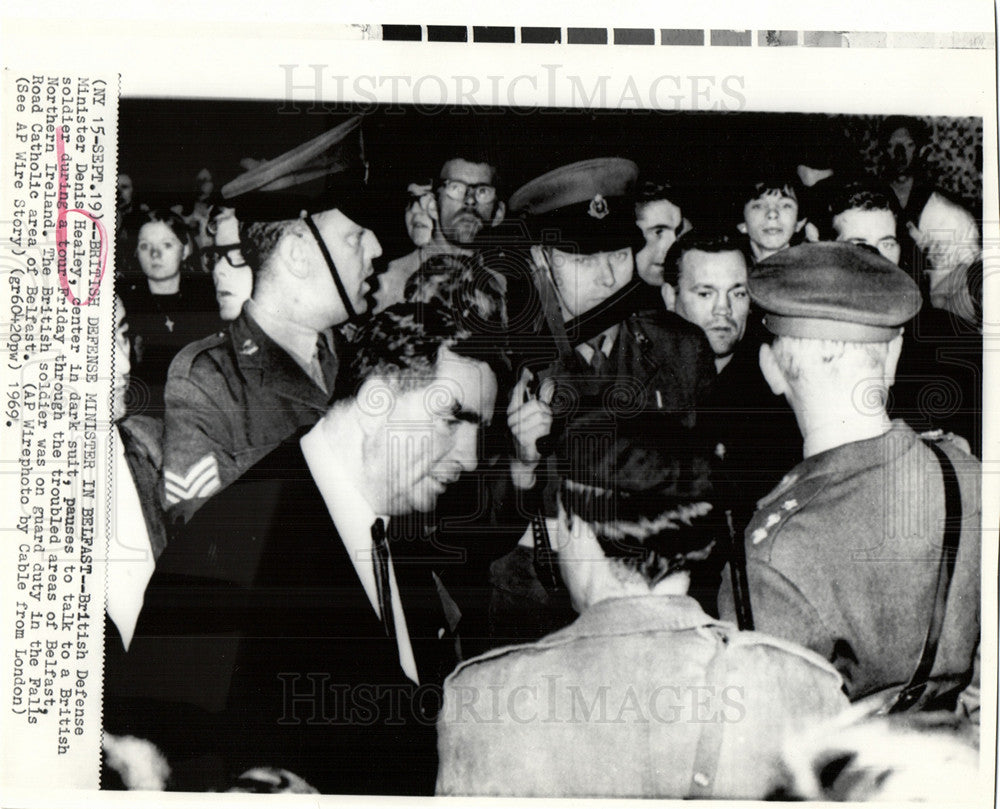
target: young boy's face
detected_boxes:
[738,188,805,260]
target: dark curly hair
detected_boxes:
[557,411,720,586]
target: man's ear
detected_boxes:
[884,333,903,389]
[736,222,749,235]
[661,283,677,311]
[490,200,506,228]
[804,222,821,243]
[355,377,395,433]
[279,224,311,280]
[759,342,787,396]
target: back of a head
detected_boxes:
[557,411,719,587]
[342,301,508,402]
[403,252,509,337]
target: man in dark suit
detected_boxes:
[106,303,502,794]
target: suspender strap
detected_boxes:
[887,439,963,713]
[305,214,357,322]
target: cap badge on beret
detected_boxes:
[588,194,609,220]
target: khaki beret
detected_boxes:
[750,242,922,342]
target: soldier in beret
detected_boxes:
[437,412,848,798]
[718,242,980,710]
[161,119,383,523]
[488,158,717,649]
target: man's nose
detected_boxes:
[712,294,731,315]
[453,424,480,473]
[366,231,383,260]
[598,256,617,285]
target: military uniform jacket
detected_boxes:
[437,594,847,798]
[719,420,981,703]
[161,308,338,523]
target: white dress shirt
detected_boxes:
[300,426,419,684]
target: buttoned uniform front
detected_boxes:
[161,306,339,522]
[718,420,980,704]
[437,594,848,798]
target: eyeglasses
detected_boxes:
[438,179,497,205]
[202,244,247,268]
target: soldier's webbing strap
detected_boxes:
[530,262,574,365]
[305,214,356,321]
[885,439,962,713]
[726,509,754,631]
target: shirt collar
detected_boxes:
[299,422,387,586]
[554,594,726,642]
[245,298,325,376]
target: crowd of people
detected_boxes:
[102,113,984,798]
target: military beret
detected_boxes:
[508,158,639,254]
[221,115,368,223]
[750,242,922,342]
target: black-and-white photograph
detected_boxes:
[101,99,985,799]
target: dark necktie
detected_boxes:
[315,332,336,395]
[586,336,611,376]
[371,518,396,639]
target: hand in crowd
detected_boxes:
[507,368,555,488]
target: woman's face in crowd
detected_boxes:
[136,222,187,282]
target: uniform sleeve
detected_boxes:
[161,362,239,524]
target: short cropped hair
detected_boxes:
[341,302,506,401]
[239,218,299,280]
[663,230,748,288]
[824,182,898,239]
[557,412,718,587]
[768,335,891,385]
[439,154,502,196]
[634,180,683,215]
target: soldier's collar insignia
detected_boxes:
[588,194,609,220]
[240,339,259,356]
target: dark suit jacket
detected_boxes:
[107,438,459,795]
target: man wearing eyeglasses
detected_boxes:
[204,206,254,321]
[161,131,383,524]
[374,157,506,312]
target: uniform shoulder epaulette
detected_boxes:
[168,330,228,377]
[727,629,844,682]
[446,630,579,683]
[749,473,829,550]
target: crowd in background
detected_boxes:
[102,112,984,799]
